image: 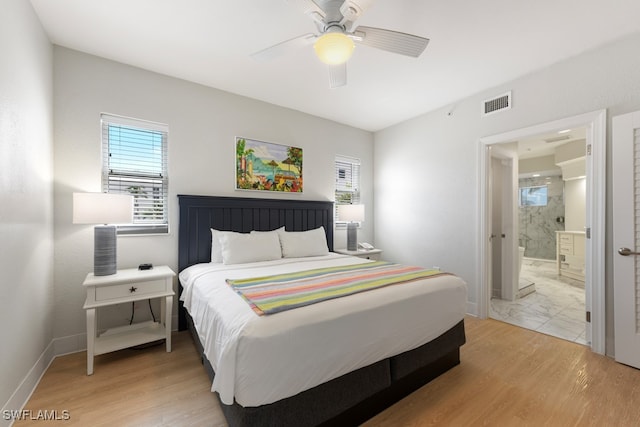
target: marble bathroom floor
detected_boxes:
[490,257,587,345]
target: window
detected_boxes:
[101,114,169,234]
[334,155,361,223]
[519,185,547,206]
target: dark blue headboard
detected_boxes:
[177,194,334,329]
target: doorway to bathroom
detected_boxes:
[477,110,606,354]
[489,129,588,345]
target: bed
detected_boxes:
[178,195,467,427]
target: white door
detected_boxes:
[490,157,503,299]
[613,110,640,368]
[500,156,518,301]
[491,145,518,301]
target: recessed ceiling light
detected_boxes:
[532,174,541,177]
[558,129,572,134]
[544,135,570,143]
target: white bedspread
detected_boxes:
[179,253,467,407]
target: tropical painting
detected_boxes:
[236,137,303,193]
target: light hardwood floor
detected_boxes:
[14,332,225,427]
[14,317,640,426]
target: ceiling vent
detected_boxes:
[482,91,512,116]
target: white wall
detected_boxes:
[374,31,640,355]
[519,155,560,176]
[53,47,374,338]
[0,0,54,418]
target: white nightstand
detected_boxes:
[82,265,176,375]
[335,248,383,260]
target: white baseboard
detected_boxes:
[1,341,55,427]
[53,333,87,356]
[466,301,478,317]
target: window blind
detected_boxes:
[335,155,361,223]
[101,114,169,234]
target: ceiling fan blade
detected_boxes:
[328,63,347,88]
[251,33,317,62]
[352,26,429,57]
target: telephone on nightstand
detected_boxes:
[358,242,374,250]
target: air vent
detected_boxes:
[482,91,512,116]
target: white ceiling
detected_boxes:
[517,127,586,160]
[30,0,640,132]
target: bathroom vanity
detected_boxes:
[556,231,585,281]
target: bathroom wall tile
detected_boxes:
[519,176,565,260]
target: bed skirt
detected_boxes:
[186,312,465,427]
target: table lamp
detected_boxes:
[73,193,133,276]
[337,204,365,251]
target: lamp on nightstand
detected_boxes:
[73,193,133,276]
[337,204,365,251]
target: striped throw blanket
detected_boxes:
[226,261,450,315]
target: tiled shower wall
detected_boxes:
[519,176,565,260]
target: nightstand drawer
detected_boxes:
[95,279,165,301]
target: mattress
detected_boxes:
[179,253,467,407]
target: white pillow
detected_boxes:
[278,227,329,258]
[220,230,282,265]
[250,226,285,234]
[211,229,238,263]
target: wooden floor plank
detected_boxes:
[13,316,640,426]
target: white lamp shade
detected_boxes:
[337,204,365,222]
[73,193,133,224]
[314,32,355,65]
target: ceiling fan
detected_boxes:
[251,0,429,88]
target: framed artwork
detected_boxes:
[235,137,303,193]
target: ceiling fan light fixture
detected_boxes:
[313,32,355,65]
